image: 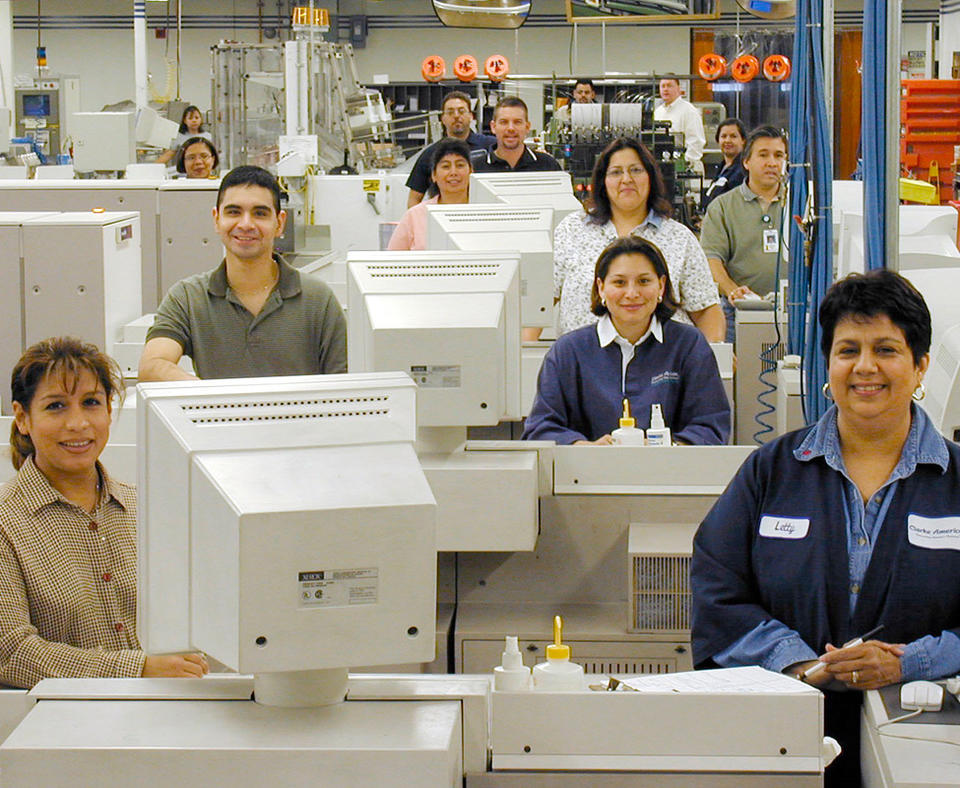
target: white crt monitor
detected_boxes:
[903,267,960,441]
[136,373,437,700]
[347,250,522,426]
[837,206,960,278]
[426,204,553,328]
[469,171,581,227]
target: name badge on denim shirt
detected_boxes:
[907,514,960,551]
[759,515,809,539]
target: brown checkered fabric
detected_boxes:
[0,456,145,688]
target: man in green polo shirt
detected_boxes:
[139,165,346,381]
[700,126,788,343]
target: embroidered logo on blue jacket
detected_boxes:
[650,371,680,386]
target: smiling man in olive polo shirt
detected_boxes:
[138,165,346,381]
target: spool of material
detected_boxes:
[453,54,479,82]
[731,54,760,83]
[762,54,791,82]
[421,55,446,82]
[698,53,727,81]
[484,54,510,82]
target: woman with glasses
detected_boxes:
[552,138,725,342]
[175,137,219,179]
[158,105,212,165]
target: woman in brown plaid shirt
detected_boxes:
[1,337,207,688]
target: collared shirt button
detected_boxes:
[102,572,112,582]
[115,622,124,632]
[88,522,98,531]
[857,537,867,547]
[851,583,860,594]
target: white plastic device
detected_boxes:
[900,680,944,712]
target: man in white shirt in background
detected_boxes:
[654,76,706,176]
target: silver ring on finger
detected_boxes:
[852,670,859,684]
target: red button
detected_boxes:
[115,622,124,632]
[102,572,112,582]
[88,522,98,531]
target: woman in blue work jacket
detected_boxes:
[691,269,960,786]
[522,236,730,445]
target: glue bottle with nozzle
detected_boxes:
[611,398,644,445]
[494,635,531,691]
[645,403,671,446]
[532,616,585,691]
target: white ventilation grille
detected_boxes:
[441,209,545,225]
[183,395,392,425]
[760,340,786,375]
[576,659,676,675]
[366,262,501,279]
[630,554,692,634]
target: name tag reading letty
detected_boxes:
[759,515,810,539]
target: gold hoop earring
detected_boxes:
[821,382,833,400]
[913,381,926,401]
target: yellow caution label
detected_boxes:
[362,179,381,193]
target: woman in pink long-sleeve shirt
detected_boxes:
[389,138,473,250]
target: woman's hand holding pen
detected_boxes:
[817,640,905,690]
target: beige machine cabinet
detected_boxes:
[157,180,223,300]
[21,212,141,365]
[0,213,59,414]
[735,308,788,445]
[776,358,806,437]
[0,180,161,309]
[453,446,752,678]
[1,694,463,787]
[489,672,825,783]
[457,603,692,675]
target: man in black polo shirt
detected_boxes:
[471,96,562,173]
[405,91,494,207]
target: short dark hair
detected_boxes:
[10,337,122,470]
[818,269,931,364]
[178,105,204,134]
[442,91,473,114]
[715,118,747,143]
[217,165,282,214]
[493,95,528,120]
[659,75,681,86]
[744,125,788,161]
[590,237,679,322]
[430,138,473,171]
[175,136,219,175]
[587,137,672,224]
[574,78,595,91]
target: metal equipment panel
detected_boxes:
[0,183,161,309]
[21,212,141,361]
[0,699,462,787]
[157,183,223,298]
